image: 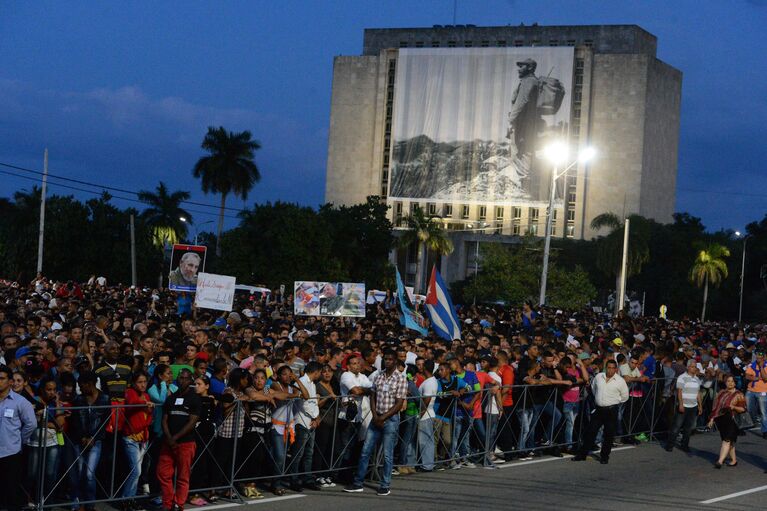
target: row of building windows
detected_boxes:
[381,59,396,198]
[399,39,594,49]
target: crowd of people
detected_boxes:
[0,274,766,510]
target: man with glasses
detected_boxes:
[0,365,37,511]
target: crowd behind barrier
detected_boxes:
[0,275,766,510]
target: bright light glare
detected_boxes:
[543,142,569,164]
[179,216,187,222]
[579,147,596,163]
[735,231,741,237]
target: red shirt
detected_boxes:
[498,364,515,407]
[122,388,153,441]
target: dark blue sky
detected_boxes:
[1,1,766,232]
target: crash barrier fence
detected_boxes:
[27,377,727,509]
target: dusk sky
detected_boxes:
[1,1,766,232]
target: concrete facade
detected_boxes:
[325,24,682,283]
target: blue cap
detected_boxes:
[16,346,32,358]
[480,319,491,328]
[213,317,227,328]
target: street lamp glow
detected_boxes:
[735,230,741,237]
[543,142,569,165]
[179,216,187,223]
[579,146,596,163]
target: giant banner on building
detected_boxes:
[388,47,574,205]
[294,281,366,317]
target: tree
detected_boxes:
[137,182,192,248]
[590,213,651,313]
[548,265,598,309]
[399,207,454,293]
[192,126,261,256]
[690,243,730,322]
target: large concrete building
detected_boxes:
[325,24,682,284]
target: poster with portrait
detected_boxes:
[194,272,236,311]
[388,47,574,206]
[294,281,366,317]
[168,244,207,292]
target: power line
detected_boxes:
[0,160,248,213]
[0,168,240,220]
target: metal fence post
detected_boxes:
[36,419,46,511]
[109,407,120,500]
[229,401,242,498]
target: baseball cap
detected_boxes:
[612,337,623,347]
[15,346,33,358]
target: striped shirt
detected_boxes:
[675,373,701,408]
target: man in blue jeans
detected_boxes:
[344,350,406,496]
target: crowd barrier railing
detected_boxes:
[30,378,685,509]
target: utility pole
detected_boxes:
[617,218,630,314]
[130,214,137,287]
[539,164,558,305]
[36,148,48,273]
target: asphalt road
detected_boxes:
[196,430,767,511]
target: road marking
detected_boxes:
[700,485,767,505]
[498,446,635,468]
[198,494,306,510]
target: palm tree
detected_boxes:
[590,212,651,314]
[399,207,454,293]
[690,243,730,322]
[192,126,261,256]
[137,182,192,248]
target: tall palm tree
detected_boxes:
[690,243,730,322]
[137,182,192,248]
[192,126,261,256]
[590,212,651,314]
[399,207,454,293]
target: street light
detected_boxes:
[539,143,596,306]
[180,217,214,246]
[735,230,752,323]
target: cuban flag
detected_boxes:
[425,266,462,341]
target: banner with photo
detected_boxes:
[388,47,574,206]
[194,272,236,311]
[168,244,207,292]
[294,281,366,317]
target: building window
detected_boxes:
[480,40,489,47]
[566,224,575,238]
[575,75,583,85]
[576,58,585,69]
[496,40,506,47]
[512,223,521,235]
[567,209,576,221]
[529,208,539,221]
[427,203,437,216]
[381,185,388,197]
[399,41,408,48]
[447,40,456,47]
[514,39,524,47]
[478,205,487,220]
[513,206,522,219]
[443,204,453,217]
[566,39,576,46]
[528,224,539,236]
[464,41,473,47]
[415,41,424,48]
[531,39,540,46]
[549,39,558,46]
[584,39,594,47]
[495,206,504,220]
[461,205,470,219]
[431,41,440,47]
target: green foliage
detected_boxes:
[137,182,192,247]
[461,242,596,308]
[690,243,730,288]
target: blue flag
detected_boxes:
[396,268,428,336]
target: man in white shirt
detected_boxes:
[665,360,702,453]
[337,356,373,476]
[291,362,323,491]
[572,360,629,464]
[417,360,438,471]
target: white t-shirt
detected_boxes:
[419,376,439,421]
[676,373,701,408]
[339,371,372,422]
[485,372,502,415]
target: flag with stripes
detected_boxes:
[425,266,461,341]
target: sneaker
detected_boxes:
[343,485,363,493]
[376,488,391,496]
[189,497,207,507]
[519,453,534,461]
[494,447,504,454]
[494,457,506,464]
[326,479,336,488]
[462,461,476,468]
[141,484,151,495]
[450,461,462,470]
[391,468,400,476]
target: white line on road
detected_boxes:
[498,446,635,468]
[197,494,306,510]
[700,485,767,505]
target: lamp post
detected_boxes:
[180,217,214,246]
[539,144,595,306]
[735,231,751,323]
